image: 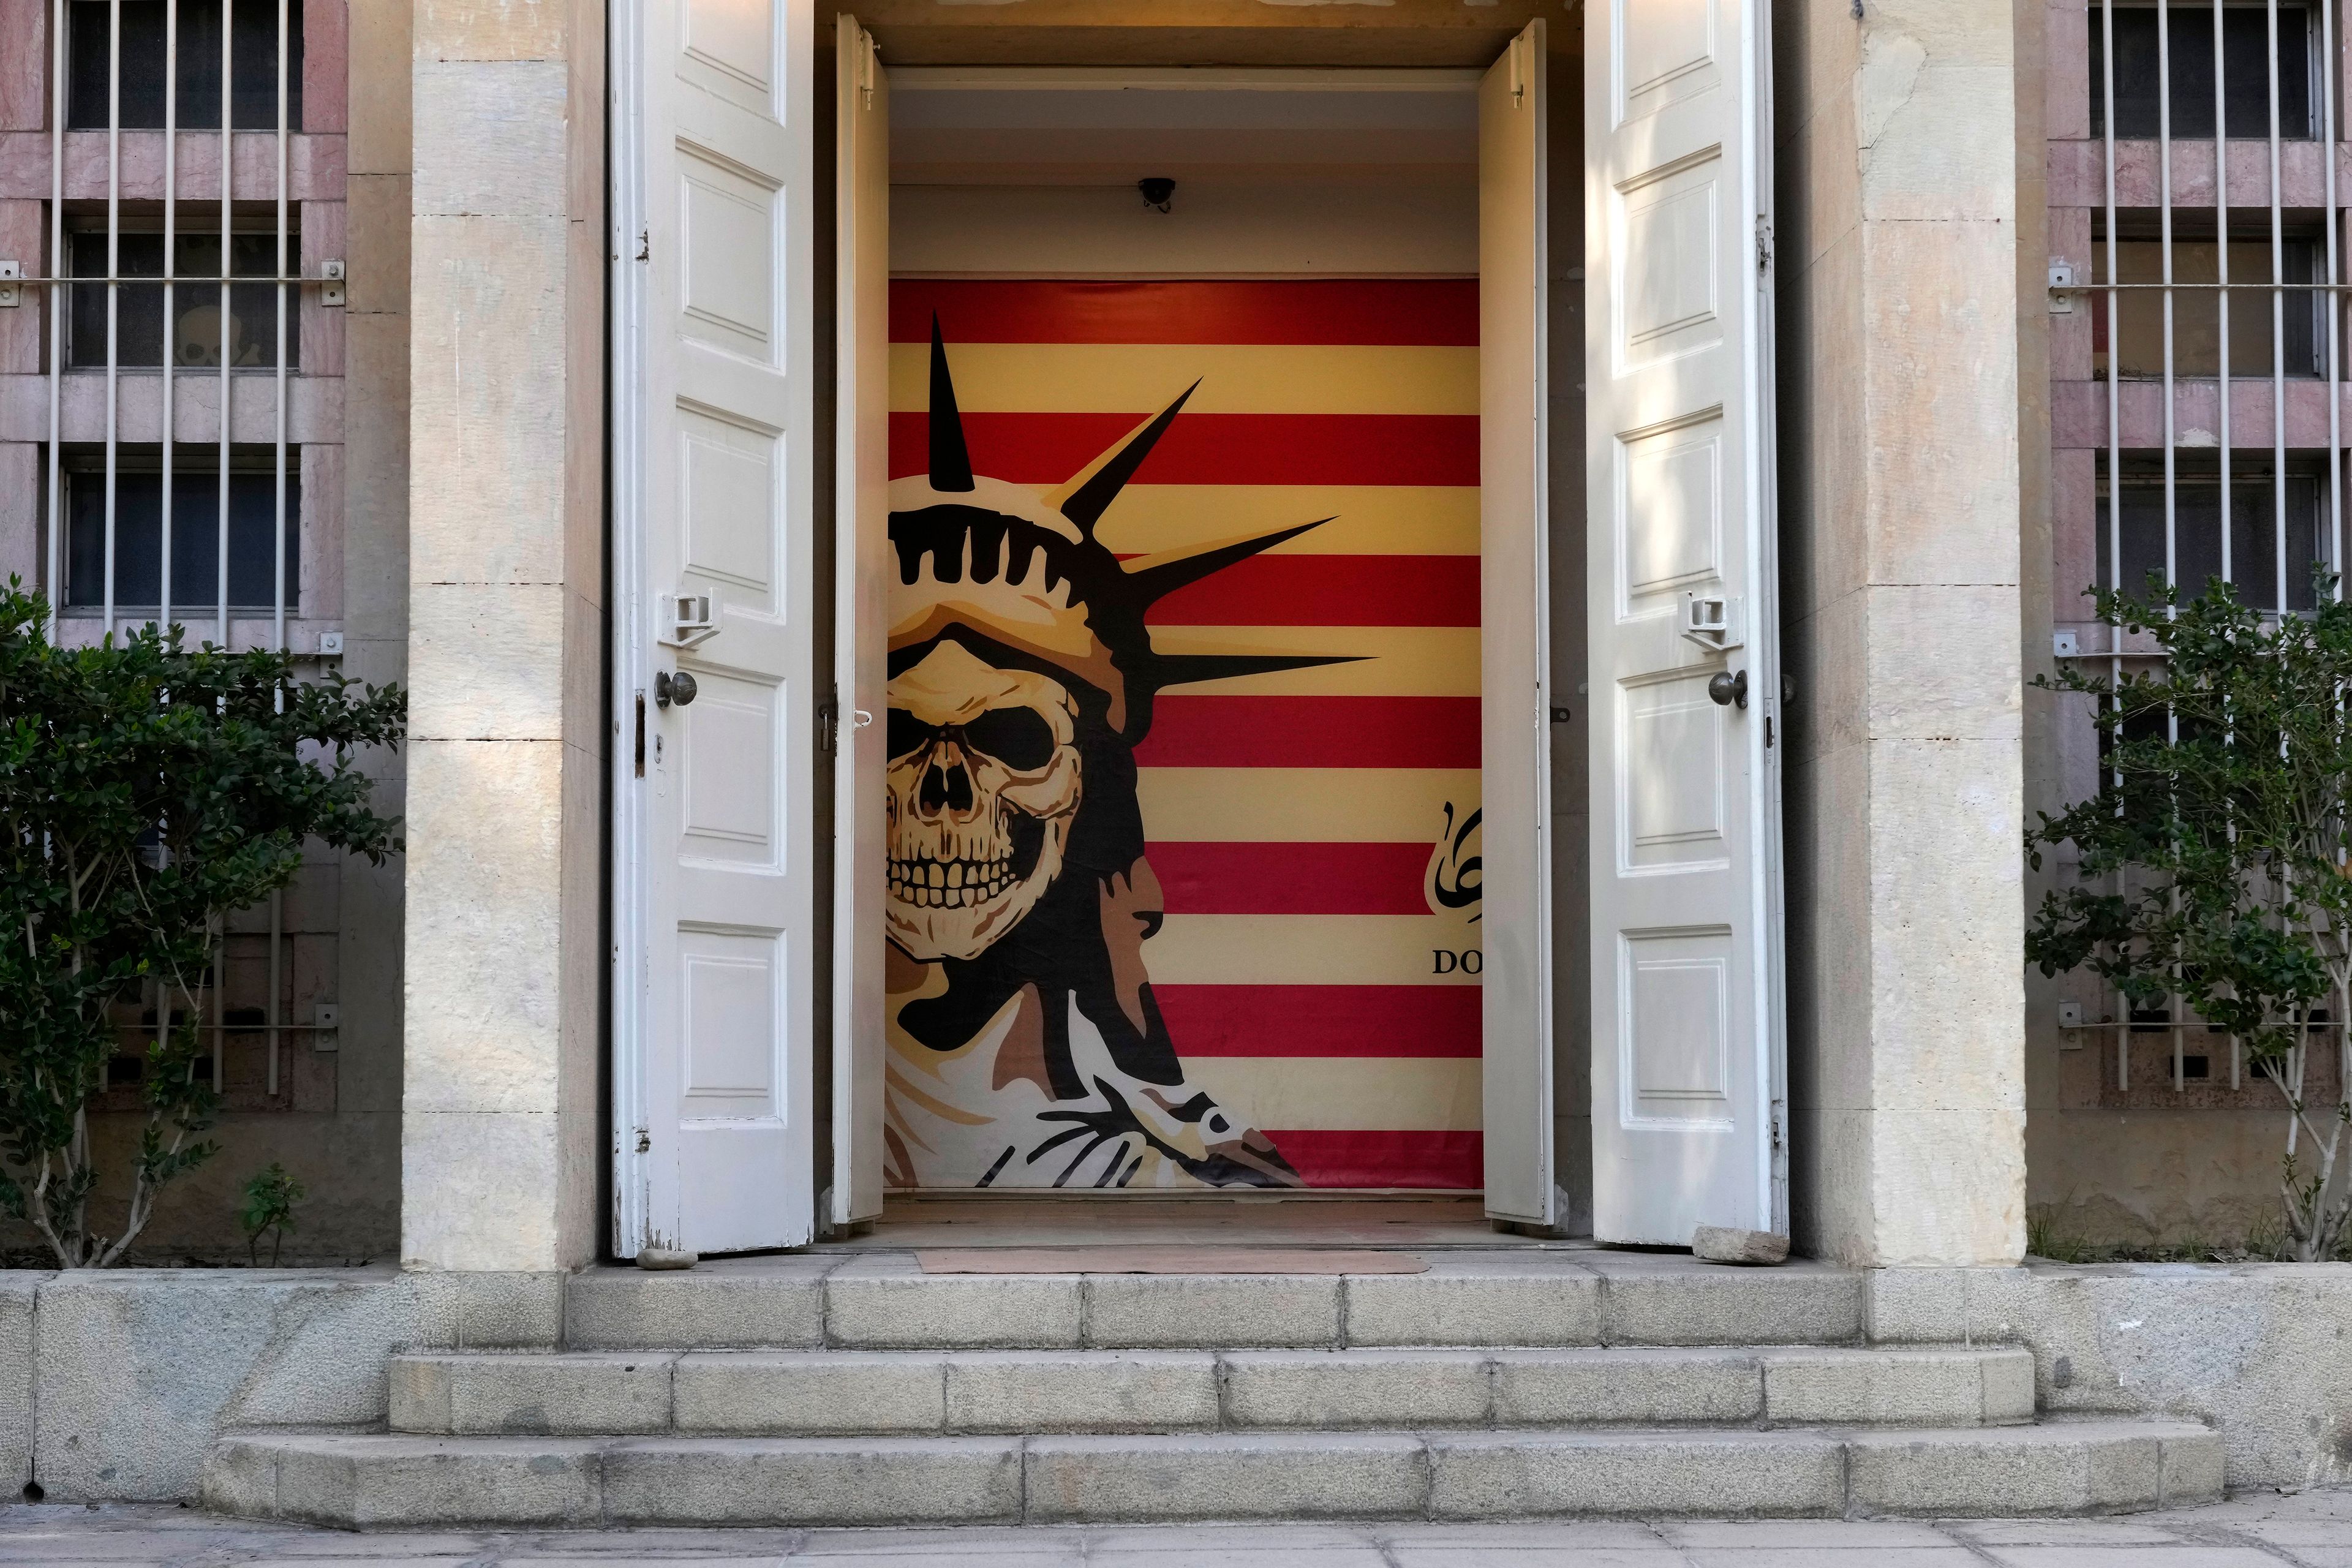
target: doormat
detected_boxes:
[915,1248,1430,1275]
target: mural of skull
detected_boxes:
[885,643,1083,962]
[880,322,1355,1191]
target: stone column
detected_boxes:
[401,0,605,1270]
[1775,0,2028,1266]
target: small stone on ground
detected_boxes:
[1690,1226,1790,1265]
[2,1491,2350,1564]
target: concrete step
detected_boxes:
[389,1344,2037,1437]
[561,1250,1866,1351]
[204,1419,2224,1528]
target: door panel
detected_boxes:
[1479,20,1553,1227]
[832,13,889,1226]
[1585,0,1785,1245]
[612,0,817,1255]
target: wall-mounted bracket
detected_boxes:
[320,258,345,307]
[0,262,19,308]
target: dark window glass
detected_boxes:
[66,461,301,612]
[67,0,303,131]
[69,231,290,369]
[2097,464,2326,611]
[2089,6,2312,140]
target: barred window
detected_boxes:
[66,0,303,132]
[2089,2,2314,140]
[67,228,293,370]
[61,454,300,614]
[2097,455,2328,611]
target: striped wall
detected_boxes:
[889,279,1482,1189]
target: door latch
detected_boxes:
[659,592,718,649]
[1681,593,1744,653]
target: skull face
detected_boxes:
[886,641,1085,962]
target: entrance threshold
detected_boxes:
[807,1195,1599,1253]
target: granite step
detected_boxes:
[203,1419,2225,1528]
[388,1344,2038,1437]
[560,1250,1867,1351]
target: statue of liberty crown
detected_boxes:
[888,319,1356,742]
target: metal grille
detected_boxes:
[2057,1,2348,1104]
[10,0,345,1107]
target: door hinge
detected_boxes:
[635,1129,651,1154]
[1755,215,1774,274]
[818,690,839,753]
[1770,1110,1784,1151]
[635,230,650,263]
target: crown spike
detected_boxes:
[1057,381,1199,536]
[1121,519,1336,608]
[929,316,975,493]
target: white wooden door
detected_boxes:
[1584,0,1785,1243]
[1480,21,1555,1227]
[610,0,818,1255]
[832,13,888,1228]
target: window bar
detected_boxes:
[2328,0,2348,1116]
[266,0,290,1098]
[161,0,176,638]
[2272,0,2290,620]
[2159,0,2189,1095]
[2103,0,2128,1095]
[104,0,122,648]
[2328,0,2346,597]
[45,0,64,636]
[2216,0,2242,1094]
[218,0,233,649]
[2217,0,2233,590]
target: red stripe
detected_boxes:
[889,412,1479,488]
[892,279,1480,347]
[1142,554,1479,628]
[1148,841,1433,916]
[1267,1129,1482,1190]
[1155,985,1480,1058]
[1136,697,1480,769]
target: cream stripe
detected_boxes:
[1148,915,1481,986]
[893,342,1478,415]
[1138,768,1479,843]
[1098,486,1479,558]
[1150,626,1477,696]
[1191,1057,1482,1134]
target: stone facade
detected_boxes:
[0,0,2299,1265]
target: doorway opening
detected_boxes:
[873,69,1491,1200]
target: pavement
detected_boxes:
[6,1493,2352,1566]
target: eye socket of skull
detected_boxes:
[960,706,1057,772]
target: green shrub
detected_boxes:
[0,584,403,1266]
[2030,575,2352,1261]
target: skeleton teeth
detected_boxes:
[948,862,963,890]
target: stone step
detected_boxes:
[561,1250,1866,1351]
[205,1419,2224,1528]
[389,1344,2037,1437]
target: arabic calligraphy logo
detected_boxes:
[1426,801,1481,922]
